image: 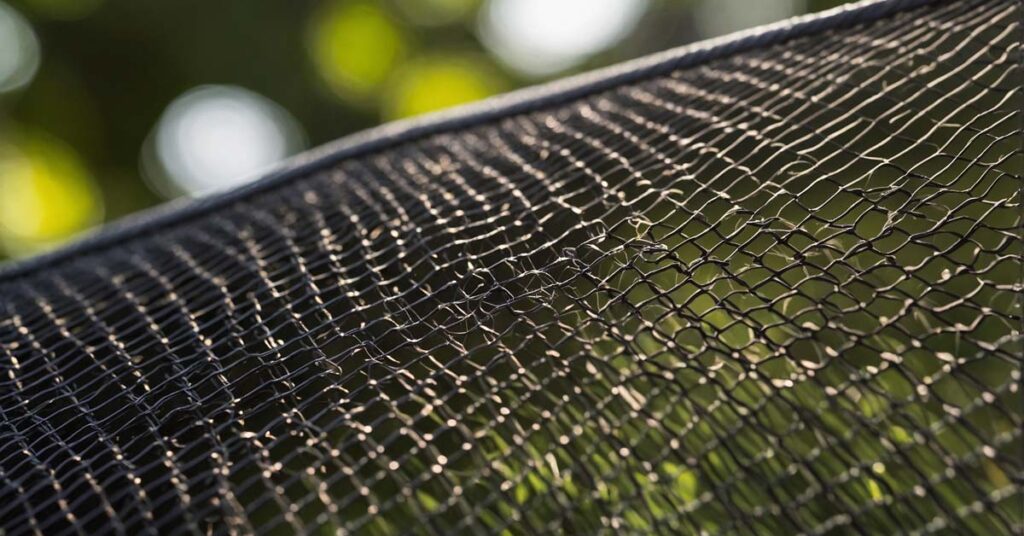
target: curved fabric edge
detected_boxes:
[0,0,943,281]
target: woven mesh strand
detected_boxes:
[1,0,1022,534]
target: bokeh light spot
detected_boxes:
[478,0,647,77]
[145,85,305,198]
[695,0,804,39]
[0,2,41,93]
[383,56,501,120]
[0,132,102,256]
[309,1,405,98]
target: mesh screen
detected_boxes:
[1,0,1021,534]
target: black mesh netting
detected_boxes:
[0,0,1021,534]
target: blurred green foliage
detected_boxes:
[0,0,855,260]
[0,1,1017,532]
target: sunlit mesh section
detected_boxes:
[0,0,1021,534]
